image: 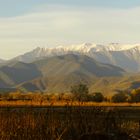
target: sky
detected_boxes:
[1,0,140,59]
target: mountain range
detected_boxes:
[6,43,140,72]
[0,43,140,94]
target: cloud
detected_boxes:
[0,5,140,59]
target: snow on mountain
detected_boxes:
[33,43,140,54]
[12,43,140,72]
[0,59,6,63]
[54,43,140,52]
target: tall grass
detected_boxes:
[0,106,139,140]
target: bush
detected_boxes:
[89,92,104,102]
[111,93,128,103]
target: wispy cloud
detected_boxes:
[0,5,140,59]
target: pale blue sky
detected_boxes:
[0,0,140,59]
[1,0,140,17]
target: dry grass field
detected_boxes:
[0,106,139,140]
[0,100,140,107]
[0,92,140,139]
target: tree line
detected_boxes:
[0,84,140,103]
[71,84,140,103]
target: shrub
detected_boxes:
[111,93,128,103]
[89,92,104,102]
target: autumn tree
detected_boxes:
[131,89,140,103]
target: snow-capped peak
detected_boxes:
[106,43,140,51]
[11,42,140,72]
[55,43,96,53]
[34,43,140,54]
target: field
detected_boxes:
[0,105,140,140]
[1,100,140,107]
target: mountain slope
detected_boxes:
[18,71,140,95]
[11,43,140,72]
[34,54,125,77]
[0,62,42,88]
[0,59,5,63]
[18,54,125,93]
[89,74,140,95]
[7,54,140,94]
